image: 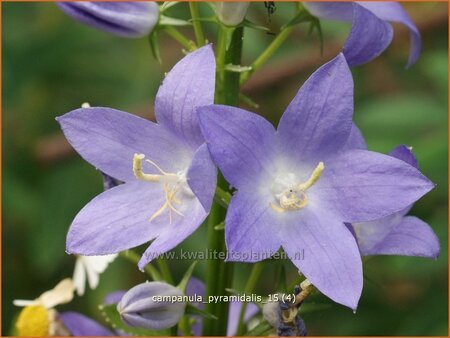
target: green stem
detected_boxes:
[240,26,294,85]
[118,250,162,281]
[202,25,244,336]
[214,186,232,207]
[236,262,265,335]
[178,315,192,336]
[189,2,205,46]
[156,258,174,284]
[163,26,196,51]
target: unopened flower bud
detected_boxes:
[117,281,186,330]
[215,2,250,26]
[57,2,159,38]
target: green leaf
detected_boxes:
[159,2,181,12]
[274,264,287,291]
[225,64,252,73]
[98,304,170,336]
[159,15,192,27]
[242,19,270,32]
[185,303,218,320]
[244,320,273,336]
[214,221,225,231]
[282,10,313,30]
[177,261,198,292]
[239,93,260,109]
[148,31,162,64]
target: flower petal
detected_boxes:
[357,2,422,67]
[104,290,126,305]
[59,311,114,336]
[318,149,434,223]
[352,212,403,254]
[277,53,353,163]
[343,3,394,66]
[388,144,418,169]
[279,208,363,310]
[227,301,259,336]
[66,181,166,255]
[57,107,191,182]
[199,105,276,189]
[342,124,367,151]
[117,282,186,330]
[225,191,280,262]
[187,143,217,212]
[155,45,216,148]
[363,216,440,258]
[57,2,159,38]
[138,197,207,270]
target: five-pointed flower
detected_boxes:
[57,2,159,38]
[198,53,434,309]
[304,2,421,67]
[350,145,440,258]
[57,45,217,270]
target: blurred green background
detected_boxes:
[2,1,448,336]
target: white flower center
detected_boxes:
[270,162,324,213]
[133,153,191,223]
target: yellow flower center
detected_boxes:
[270,162,324,213]
[16,306,50,337]
[133,153,187,223]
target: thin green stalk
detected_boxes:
[163,26,196,51]
[178,315,192,336]
[215,25,229,103]
[203,26,244,336]
[156,258,174,284]
[236,262,265,335]
[118,250,162,281]
[189,2,205,46]
[240,26,295,85]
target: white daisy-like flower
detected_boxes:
[73,254,118,296]
[13,278,74,336]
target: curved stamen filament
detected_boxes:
[133,153,185,224]
[296,162,324,191]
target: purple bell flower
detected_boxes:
[198,53,434,310]
[350,145,440,258]
[304,2,421,67]
[57,45,217,270]
[57,2,159,38]
[59,312,115,336]
[117,281,186,330]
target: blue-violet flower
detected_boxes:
[198,53,434,309]
[57,45,217,270]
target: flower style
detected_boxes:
[304,2,421,67]
[57,2,159,38]
[73,254,118,296]
[350,145,440,258]
[14,279,75,336]
[57,45,217,270]
[198,53,434,309]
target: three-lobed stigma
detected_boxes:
[133,153,186,223]
[270,162,324,213]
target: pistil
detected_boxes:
[270,162,324,213]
